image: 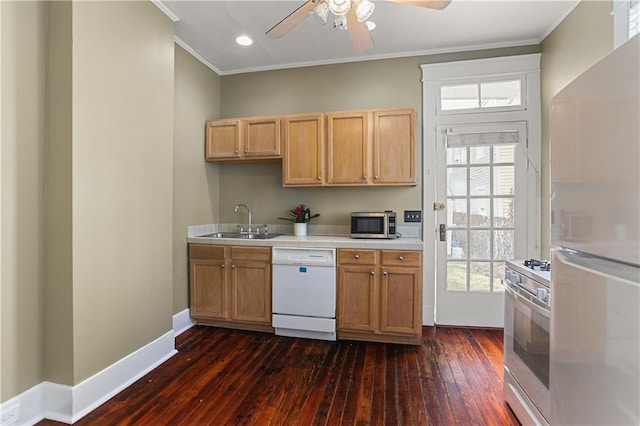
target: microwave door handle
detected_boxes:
[505,283,550,319]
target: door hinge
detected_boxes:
[433,202,445,211]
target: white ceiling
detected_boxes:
[156,0,579,75]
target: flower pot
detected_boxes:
[294,223,307,236]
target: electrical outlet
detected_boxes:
[404,210,421,223]
[0,404,20,425]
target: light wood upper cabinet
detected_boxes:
[372,108,416,185]
[327,111,370,185]
[205,116,281,162]
[205,119,241,160]
[282,113,325,186]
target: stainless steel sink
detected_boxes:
[198,232,283,240]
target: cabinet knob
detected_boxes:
[370,271,375,276]
[398,256,404,261]
[222,264,225,269]
[363,175,367,180]
[317,176,322,180]
[231,265,236,269]
[235,150,239,154]
[244,148,248,153]
[354,254,360,259]
[374,176,378,180]
[383,271,388,276]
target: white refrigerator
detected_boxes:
[550,35,639,425]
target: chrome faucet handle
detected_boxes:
[236,225,244,233]
[262,224,268,235]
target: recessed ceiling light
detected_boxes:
[366,21,376,31]
[236,35,253,46]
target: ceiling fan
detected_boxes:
[266,0,452,53]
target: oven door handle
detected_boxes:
[505,283,550,319]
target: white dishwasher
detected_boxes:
[272,247,337,341]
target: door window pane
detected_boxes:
[448,199,467,227]
[470,146,490,164]
[470,167,490,195]
[493,198,514,227]
[494,166,514,195]
[447,147,467,165]
[447,262,467,291]
[493,144,515,163]
[469,198,490,227]
[494,230,515,260]
[470,262,491,292]
[493,262,506,292]
[469,230,491,259]
[448,230,467,259]
[447,167,467,196]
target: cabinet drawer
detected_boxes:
[189,244,227,260]
[381,250,421,267]
[338,249,378,265]
[231,246,271,261]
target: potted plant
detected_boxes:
[278,204,320,236]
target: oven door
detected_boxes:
[504,280,550,422]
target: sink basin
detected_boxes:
[198,232,283,240]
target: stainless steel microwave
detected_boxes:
[350,211,397,239]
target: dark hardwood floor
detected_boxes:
[38,326,518,425]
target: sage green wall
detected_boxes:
[539,0,613,256]
[45,0,74,386]
[71,1,174,383]
[173,45,221,314]
[218,47,539,227]
[0,0,46,401]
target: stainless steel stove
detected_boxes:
[503,259,551,425]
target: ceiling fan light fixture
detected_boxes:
[366,20,376,31]
[327,0,351,16]
[354,0,375,22]
[311,1,330,24]
[332,14,348,30]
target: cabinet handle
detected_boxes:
[354,254,360,259]
[398,256,404,261]
[370,271,375,276]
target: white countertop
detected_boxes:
[187,233,424,251]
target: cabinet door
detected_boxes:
[244,116,281,157]
[283,113,325,186]
[205,119,241,160]
[230,260,272,324]
[189,259,228,319]
[327,111,370,184]
[372,108,416,185]
[379,266,422,336]
[337,265,377,332]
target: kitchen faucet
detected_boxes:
[234,203,252,233]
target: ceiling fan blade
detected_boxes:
[346,9,374,53]
[386,0,452,10]
[266,1,317,39]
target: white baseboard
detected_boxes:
[173,308,195,336]
[1,330,176,425]
[423,305,435,326]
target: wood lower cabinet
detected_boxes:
[189,244,273,332]
[337,248,422,345]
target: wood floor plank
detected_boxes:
[35,326,518,426]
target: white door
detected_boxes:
[435,122,530,327]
